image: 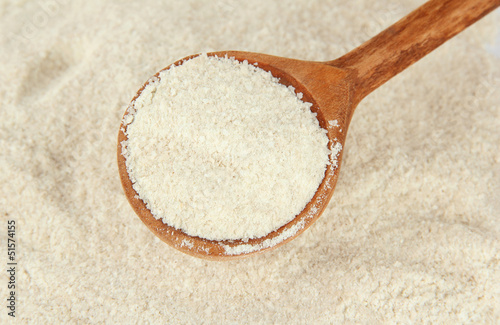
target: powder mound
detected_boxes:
[123,54,330,240]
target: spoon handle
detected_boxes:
[329,0,499,105]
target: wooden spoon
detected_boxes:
[118,0,499,260]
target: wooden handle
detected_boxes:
[329,0,500,105]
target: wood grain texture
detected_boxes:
[329,0,500,105]
[118,0,499,259]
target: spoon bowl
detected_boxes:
[118,0,499,259]
[118,52,351,259]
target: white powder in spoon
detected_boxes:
[122,54,330,241]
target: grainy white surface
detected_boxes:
[0,0,498,323]
[123,55,330,241]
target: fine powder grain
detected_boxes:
[2,0,499,323]
[122,54,331,241]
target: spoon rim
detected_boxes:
[117,51,344,260]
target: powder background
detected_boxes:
[0,0,498,323]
